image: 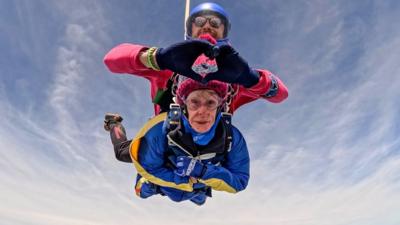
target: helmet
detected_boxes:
[186,2,231,38]
[176,77,228,105]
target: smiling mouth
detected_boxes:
[201,31,212,34]
[200,30,215,36]
[195,121,209,125]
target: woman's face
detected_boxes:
[185,90,220,133]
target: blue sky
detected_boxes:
[1,0,400,224]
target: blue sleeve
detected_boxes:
[136,132,195,192]
[199,127,250,193]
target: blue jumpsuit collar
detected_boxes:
[182,113,222,146]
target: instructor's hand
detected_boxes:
[156,40,214,82]
[203,44,260,87]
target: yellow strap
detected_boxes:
[133,160,194,192]
[129,113,194,192]
[129,113,167,161]
[199,178,237,193]
[135,176,148,196]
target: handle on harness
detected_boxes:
[166,103,182,131]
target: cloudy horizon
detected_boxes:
[1,1,399,224]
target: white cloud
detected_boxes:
[1,1,400,224]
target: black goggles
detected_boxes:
[193,16,223,28]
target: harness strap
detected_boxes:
[224,84,239,113]
[221,112,233,153]
[166,111,233,165]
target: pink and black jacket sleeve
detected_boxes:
[103,43,288,114]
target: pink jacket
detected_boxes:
[104,43,288,114]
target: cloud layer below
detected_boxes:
[1,1,399,224]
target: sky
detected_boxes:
[1,0,400,224]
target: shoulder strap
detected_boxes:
[216,112,233,165]
[165,103,182,131]
[223,84,239,113]
[221,112,233,153]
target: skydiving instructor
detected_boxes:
[104,2,288,114]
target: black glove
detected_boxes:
[203,44,260,88]
[156,39,214,82]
